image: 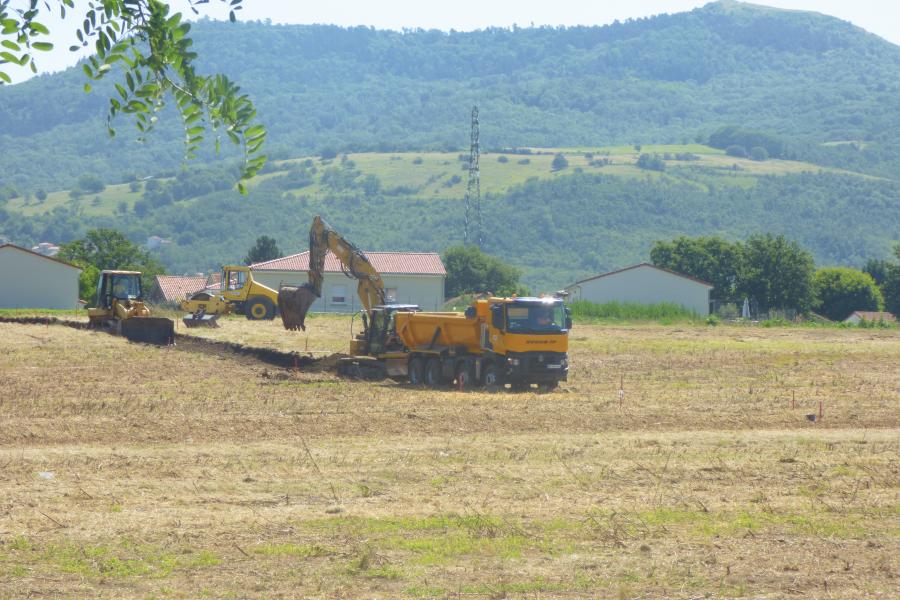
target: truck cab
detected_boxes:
[480,297,571,388]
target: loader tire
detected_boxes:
[246,297,274,320]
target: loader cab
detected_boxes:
[95,271,143,310]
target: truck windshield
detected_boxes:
[505,301,567,334]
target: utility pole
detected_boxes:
[463,105,481,247]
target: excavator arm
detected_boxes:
[279,216,386,331]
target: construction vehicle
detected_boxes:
[180,265,279,326]
[279,216,571,390]
[87,270,175,345]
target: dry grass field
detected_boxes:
[0,316,897,598]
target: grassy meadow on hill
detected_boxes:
[0,315,897,598]
[4,144,869,219]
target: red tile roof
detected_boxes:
[251,251,446,276]
[570,263,713,288]
[152,275,208,302]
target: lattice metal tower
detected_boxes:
[463,105,482,247]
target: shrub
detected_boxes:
[497,155,509,163]
[726,145,748,158]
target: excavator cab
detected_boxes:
[88,270,174,345]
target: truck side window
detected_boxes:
[491,305,504,330]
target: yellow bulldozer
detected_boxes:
[279,216,571,391]
[180,265,279,327]
[87,270,175,345]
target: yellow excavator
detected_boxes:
[280,216,571,391]
[87,270,175,345]
[278,216,385,331]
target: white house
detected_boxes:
[251,251,446,312]
[565,263,713,316]
[0,243,82,309]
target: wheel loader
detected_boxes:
[87,270,175,345]
[278,216,571,391]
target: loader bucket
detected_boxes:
[121,317,175,345]
[182,313,220,328]
[278,283,319,331]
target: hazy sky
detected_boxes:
[5,0,899,84]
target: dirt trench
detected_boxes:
[0,315,342,372]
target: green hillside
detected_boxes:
[4,144,867,218]
[5,0,900,191]
[2,1,900,289]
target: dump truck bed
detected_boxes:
[394,311,481,353]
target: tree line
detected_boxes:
[651,235,899,320]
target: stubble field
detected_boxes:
[0,316,897,598]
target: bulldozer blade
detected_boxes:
[278,283,319,331]
[121,317,175,345]
[182,314,219,328]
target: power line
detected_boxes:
[463,105,481,247]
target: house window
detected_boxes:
[385,287,398,302]
[331,284,347,304]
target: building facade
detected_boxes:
[0,244,82,309]
[251,251,446,313]
[565,263,713,316]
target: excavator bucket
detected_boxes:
[278,283,319,331]
[121,317,175,345]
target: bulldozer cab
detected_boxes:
[96,271,143,309]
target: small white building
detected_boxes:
[0,243,82,309]
[565,263,713,316]
[843,311,896,325]
[251,251,446,312]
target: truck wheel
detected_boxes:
[538,381,559,392]
[247,296,274,320]
[424,358,443,387]
[408,357,425,385]
[455,362,475,391]
[483,364,502,393]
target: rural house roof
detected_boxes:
[0,243,81,271]
[152,275,208,302]
[569,262,713,288]
[844,311,896,323]
[251,251,447,276]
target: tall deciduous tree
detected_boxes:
[650,236,743,303]
[0,0,265,190]
[58,228,164,303]
[739,234,815,312]
[881,244,900,316]
[812,267,883,321]
[244,235,282,265]
[443,245,523,298]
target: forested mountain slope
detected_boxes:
[4,0,900,191]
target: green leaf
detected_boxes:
[0,51,17,63]
[84,82,92,93]
[32,42,53,52]
[28,21,49,35]
[0,71,11,84]
[1,40,20,51]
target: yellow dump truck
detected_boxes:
[340,296,571,391]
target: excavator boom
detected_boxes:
[279,216,386,331]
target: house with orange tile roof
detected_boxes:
[251,250,446,312]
